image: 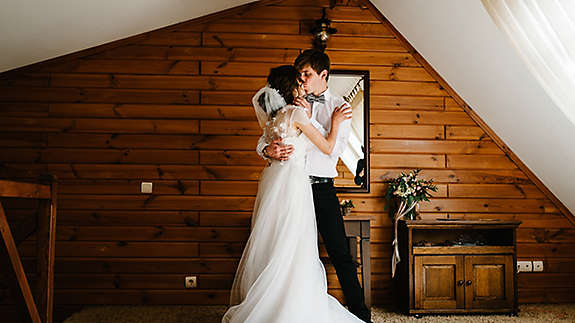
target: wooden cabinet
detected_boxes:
[394,219,520,316]
[414,255,514,311]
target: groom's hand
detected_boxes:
[264,139,294,161]
[293,96,312,119]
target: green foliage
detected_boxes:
[383,169,438,219]
[339,199,354,209]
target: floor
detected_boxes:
[63,304,575,322]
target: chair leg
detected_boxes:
[36,199,56,323]
[0,203,42,323]
[0,246,33,323]
[36,180,57,323]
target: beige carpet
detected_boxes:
[63,304,575,322]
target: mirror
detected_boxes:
[328,70,370,193]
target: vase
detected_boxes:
[341,207,352,217]
[405,202,420,220]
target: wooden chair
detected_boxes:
[0,177,57,323]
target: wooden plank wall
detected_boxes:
[0,0,574,319]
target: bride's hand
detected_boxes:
[294,96,312,118]
[331,104,352,127]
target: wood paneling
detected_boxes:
[371,95,443,110]
[202,32,405,51]
[0,0,572,314]
[33,103,256,120]
[371,110,475,125]
[371,139,502,154]
[370,125,444,139]
[0,87,201,104]
[0,118,201,134]
[327,50,420,66]
[18,241,201,258]
[40,59,200,75]
[370,154,445,168]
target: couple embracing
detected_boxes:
[222,50,372,323]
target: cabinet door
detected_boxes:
[414,256,464,309]
[464,255,514,309]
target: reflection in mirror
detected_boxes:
[328,70,370,193]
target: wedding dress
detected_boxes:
[222,88,363,323]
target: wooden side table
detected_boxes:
[395,219,520,316]
[0,178,58,323]
[343,215,374,308]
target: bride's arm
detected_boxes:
[297,122,337,155]
[294,104,351,155]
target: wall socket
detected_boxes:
[517,261,532,272]
[141,182,153,194]
[517,260,544,272]
[533,260,544,272]
[185,276,197,289]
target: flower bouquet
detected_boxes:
[384,169,437,221]
[383,169,437,277]
[340,199,354,217]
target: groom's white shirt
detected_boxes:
[257,88,352,178]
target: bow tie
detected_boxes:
[305,93,326,104]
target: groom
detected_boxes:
[257,49,371,322]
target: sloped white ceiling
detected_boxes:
[1,0,573,214]
[372,0,575,214]
[0,0,254,72]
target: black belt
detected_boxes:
[309,176,333,184]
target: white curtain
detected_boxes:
[482,0,575,126]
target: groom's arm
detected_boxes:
[256,134,269,159]
[256,134,294,161]
[329,112,352,158]
[306,99,352,158]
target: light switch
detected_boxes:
[141,182,153,194]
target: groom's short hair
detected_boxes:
[295,49,330,80]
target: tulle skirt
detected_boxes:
[222,159,363,323]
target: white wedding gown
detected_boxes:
[222,106,363,323]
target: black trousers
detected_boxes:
[312,182,371,322]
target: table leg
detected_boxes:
[361,238,371,308]
[348,237,358,266]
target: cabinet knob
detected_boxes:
[457,280,464,286]
[466,280,472,286]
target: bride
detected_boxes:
[221,65,363,323]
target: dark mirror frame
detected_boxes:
[331,69,370,194]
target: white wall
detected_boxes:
[0,0,253,72]
[373,0,575,214]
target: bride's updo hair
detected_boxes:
[258,65,300,117]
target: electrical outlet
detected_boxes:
[141,182,153,194]
[185,276,197,289]
[533,260,544,272]
[517,261,532,272]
